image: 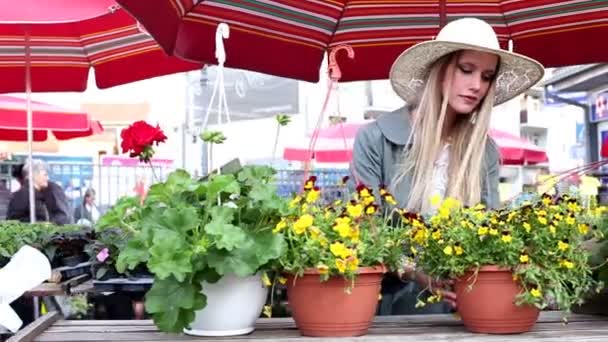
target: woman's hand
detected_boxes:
[404,269,457,309]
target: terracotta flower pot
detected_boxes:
[286,266,385,337]
[455,265,540,334]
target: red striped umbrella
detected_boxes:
[117,0,608,82]
[0,95,103,141]
[0,0,202,92]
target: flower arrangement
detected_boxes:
[406,193,605,313]
[274,176,405,286]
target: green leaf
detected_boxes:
[207,174,240,199]
[276,114,291,126]
[237,165,275,185]
[200,130,227,144]
[204,207,247,251]
[249,183,277,203]
[116,237,149,273]
[248,229,286,266]
[148,229,192,281]
[96,267,109,280]
[145,277,206,333]
[195,268,222,284]
[96,196,140,231]
[206,249,258,277]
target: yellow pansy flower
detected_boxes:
[501,233,512,243]
[549,225,556,235]
[346,203,363,218]
[278,277,287,285]
[317,263,329,274]
[560,259,574,269]
[289,196,302,208]
[365,204,377,215]
[335,259,347,273]
[351,227,361,243]
[330,242,352,259]
[566,215,575,226]
[519,254,529,264]
[578,223,589,235]
[538,217,547,225]
[305,187,320,203]
[383,194,397,206]
[362,195,375,206]
[263,305,272,318]
[430,194,442,207]
[523,223,531,233]
[333,222,352,238]
[347,257,359,271]
[431,229,442,240]
[530,287,542,298]
[293,214,314,234]
[335,216,351,225]
[443,246,453,255]
[273,219,287,233]
[477,226,489,236]
[309,226,321,240]
[557,240,569,252]
[489,228,499,236]
[261,272,272,287]
[454,245,464,255]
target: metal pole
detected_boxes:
[25,28,36,223]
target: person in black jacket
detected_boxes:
[7,161,72,224]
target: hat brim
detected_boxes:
[389,40,545,106]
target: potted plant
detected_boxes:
[273,177,406,337]
[407,194,604,334]
[114,165,287,336]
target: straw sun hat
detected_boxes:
[389,18,545,106]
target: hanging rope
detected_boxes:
[303,45,354,180]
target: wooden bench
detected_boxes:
[8,310,608,341]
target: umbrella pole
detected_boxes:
[25,30,36,223]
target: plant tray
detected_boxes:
[93,277,153,292]
[54,261,92,280]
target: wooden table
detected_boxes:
[8,311,608,342]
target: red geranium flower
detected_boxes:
[120,121,167,162]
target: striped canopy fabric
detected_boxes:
[0,1,203,93]
[117,0,608,82]
[0,95,104,141]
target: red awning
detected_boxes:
[0,95,103,141]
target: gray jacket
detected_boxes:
[350,108,500,209]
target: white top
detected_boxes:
[428,144,450,213]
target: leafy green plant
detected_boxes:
[114,165,287,333]
[0,221,83,265]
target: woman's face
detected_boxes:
[86,194,95,205]
[442,50,498,115]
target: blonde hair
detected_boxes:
[393,52,497,213]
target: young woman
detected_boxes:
[351,18,544,315]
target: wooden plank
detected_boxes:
[32,312,608,342]
[8,312,61,342]
[24,283,65,297]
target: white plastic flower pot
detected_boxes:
[184,272,268,336]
